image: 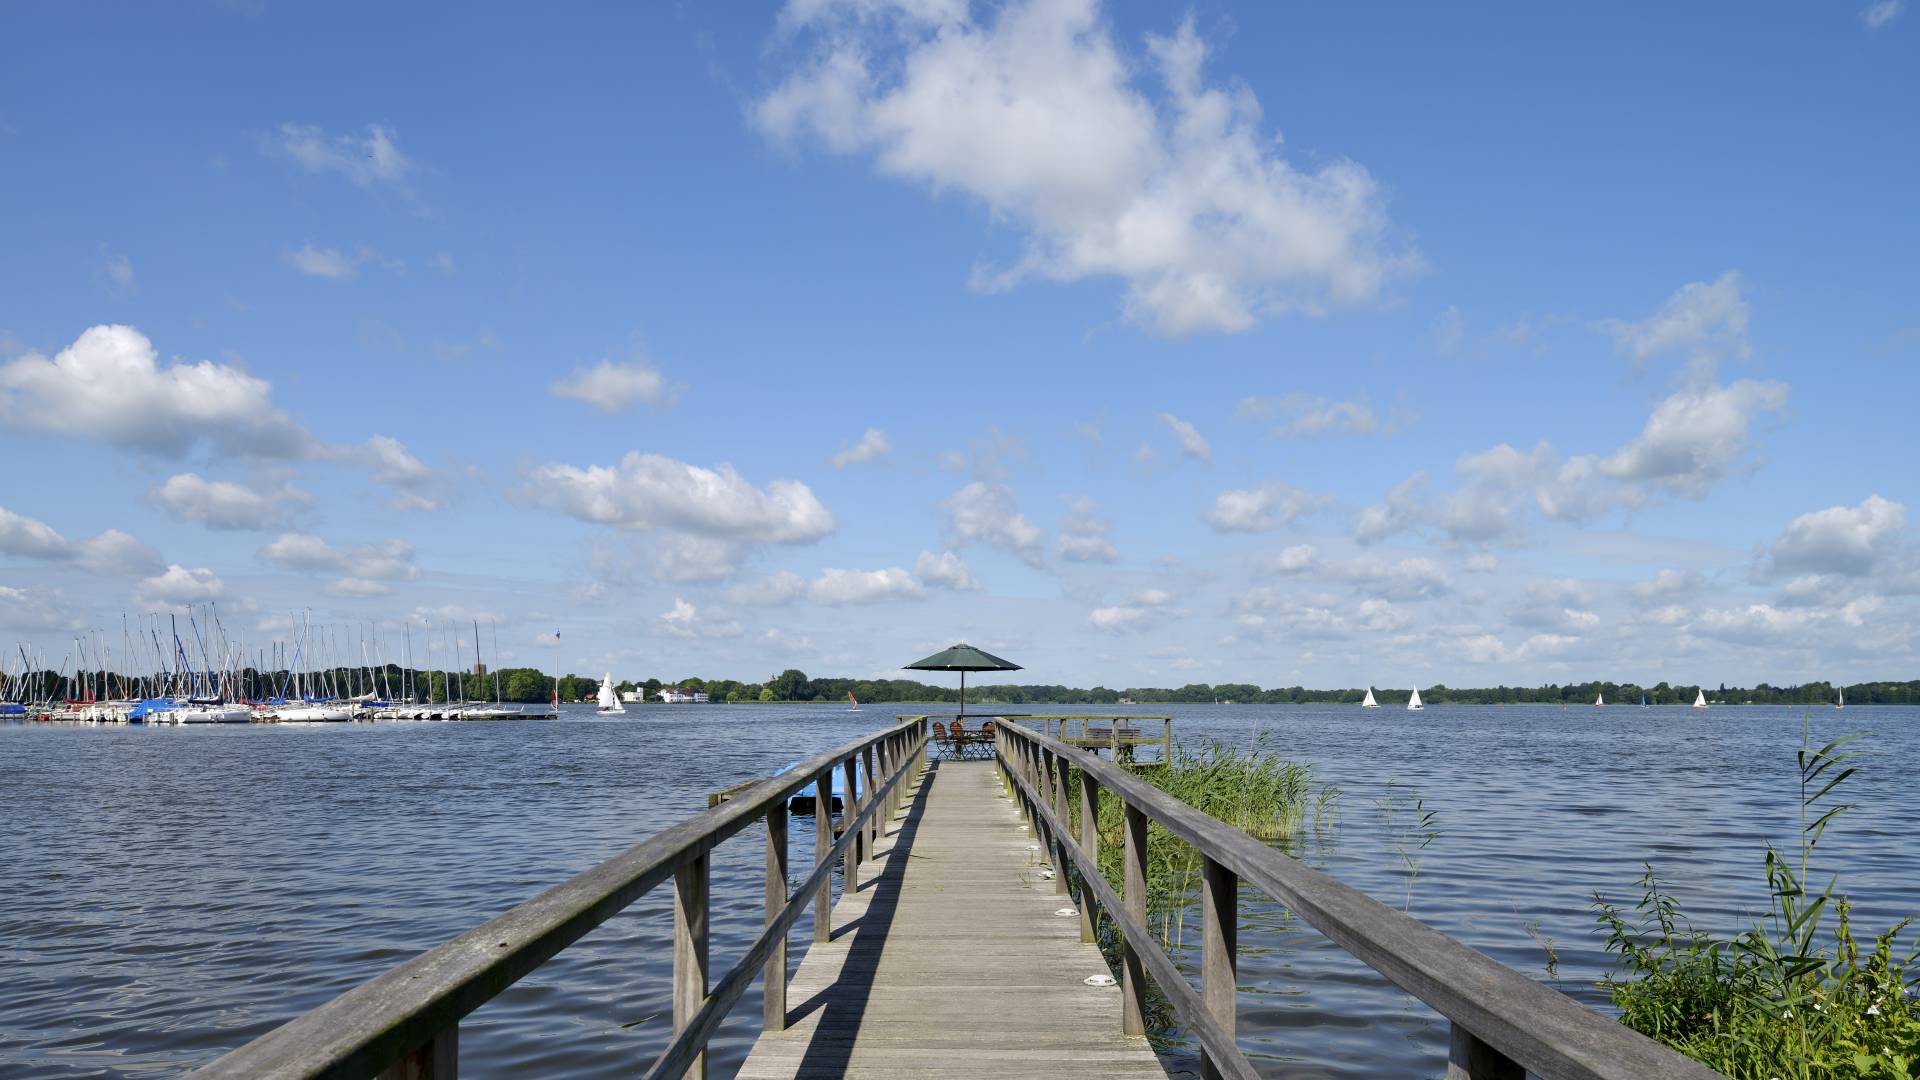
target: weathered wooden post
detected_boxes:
[861,744,878,854]
[764,806,788,1032]
[1200,857,1237,1080]
[377,1028,456,1080]
[841,757,862,879]
[674,852,709,1080]
[1121,801,1148,1037]
[1049,749,1071,895]
[813,767,833,944]
[1076,768,1100,944]
[1162,717,1171,762]
[1447,1024,1523,1079]
[1110,721,1119,762]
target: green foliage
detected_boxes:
[1375,781,1443,912]
[1076,738,1333,950]
[1595,720,1920,1078]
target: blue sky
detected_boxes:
[2,0,1916,688]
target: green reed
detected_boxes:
[1593,716,1920,1078]
[1039,737,1334,1045]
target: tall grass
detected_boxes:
[1593,718,1920,1078]
[1045,737,1335,1045]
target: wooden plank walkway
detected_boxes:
[737,759,1168,1080]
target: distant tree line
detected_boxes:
[16,666,1920,707]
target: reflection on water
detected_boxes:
[2,703,1914,1077]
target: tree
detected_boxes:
[769,668,809,701]
[759,687,775,703]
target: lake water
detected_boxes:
[2,703,1915,1077]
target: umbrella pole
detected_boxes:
[959,671,965,718]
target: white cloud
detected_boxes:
[832,427,893,468]
[1133,588,1171,605]
[1090,605,1147,631]
[150,473,304,530]
[101,252,136,293]
[1356,472,1430,544]
[914,549,981,590]
[1862,0,1903,28]
[549,358,672,412]
[659,598,742,639]
[0,325,312,458]
[429,252,456,275]
[257,533,420,583]
[1335,555,1450,600]
[275,123,413,190]
[1057,496,1118,562]
[136,565,226,608]
[282,244,361,280]
[362,435,440,511]
[326,577,394,598]
[520,452,835,543]
[727,570,810,606]
[74,529,164,576]
[1631,568,1702,599]
[1600,379,1788,497]
[1767,495,1905,577]
[0,506,70,558]
[1206,483,1323,532]
[1354,597,1408,632]
[1157,412,1211,462]
[1602,272,1750,374]
[0,584,86,633]
[1464,554,1498,573]
[1239,394,1404,438]
[0,506,160,576]
[943,481,1045,566]
[810,566,925,604]
[756,1,1416,335]
[1273,544,1316,573]
[650,535,748,582]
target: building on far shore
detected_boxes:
[657,686,709,704]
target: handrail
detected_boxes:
[192,716,927,1080]
[995,721,1724,1080]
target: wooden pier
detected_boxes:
[191,714,1723,1080]
[737,759,1165,1080]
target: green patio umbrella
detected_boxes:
[905,643,1021,717]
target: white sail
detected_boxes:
[597,673,625,714]
[1407,686,1423,711]
[1361,687,1379,708]
[1693,688,1708,709]
[1596,692,1605,707]
[1837,686,1845,709]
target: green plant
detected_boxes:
[1375,780,1442,911]
[1594,717,1920,1078]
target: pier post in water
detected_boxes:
[1447,1023,1523,1079]
[841,757,861,876]
[813,767,832,943]
[1121,801,1148,1036]
[1200,857,1238,1080]
[764,805,788,1031]
[376,1027,456,1080]
[861,744,878,854]
[1076,768,1100,944]
[673,853,709,1080]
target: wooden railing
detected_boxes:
[191,717,927,1080]
[995,721,1723,1080]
